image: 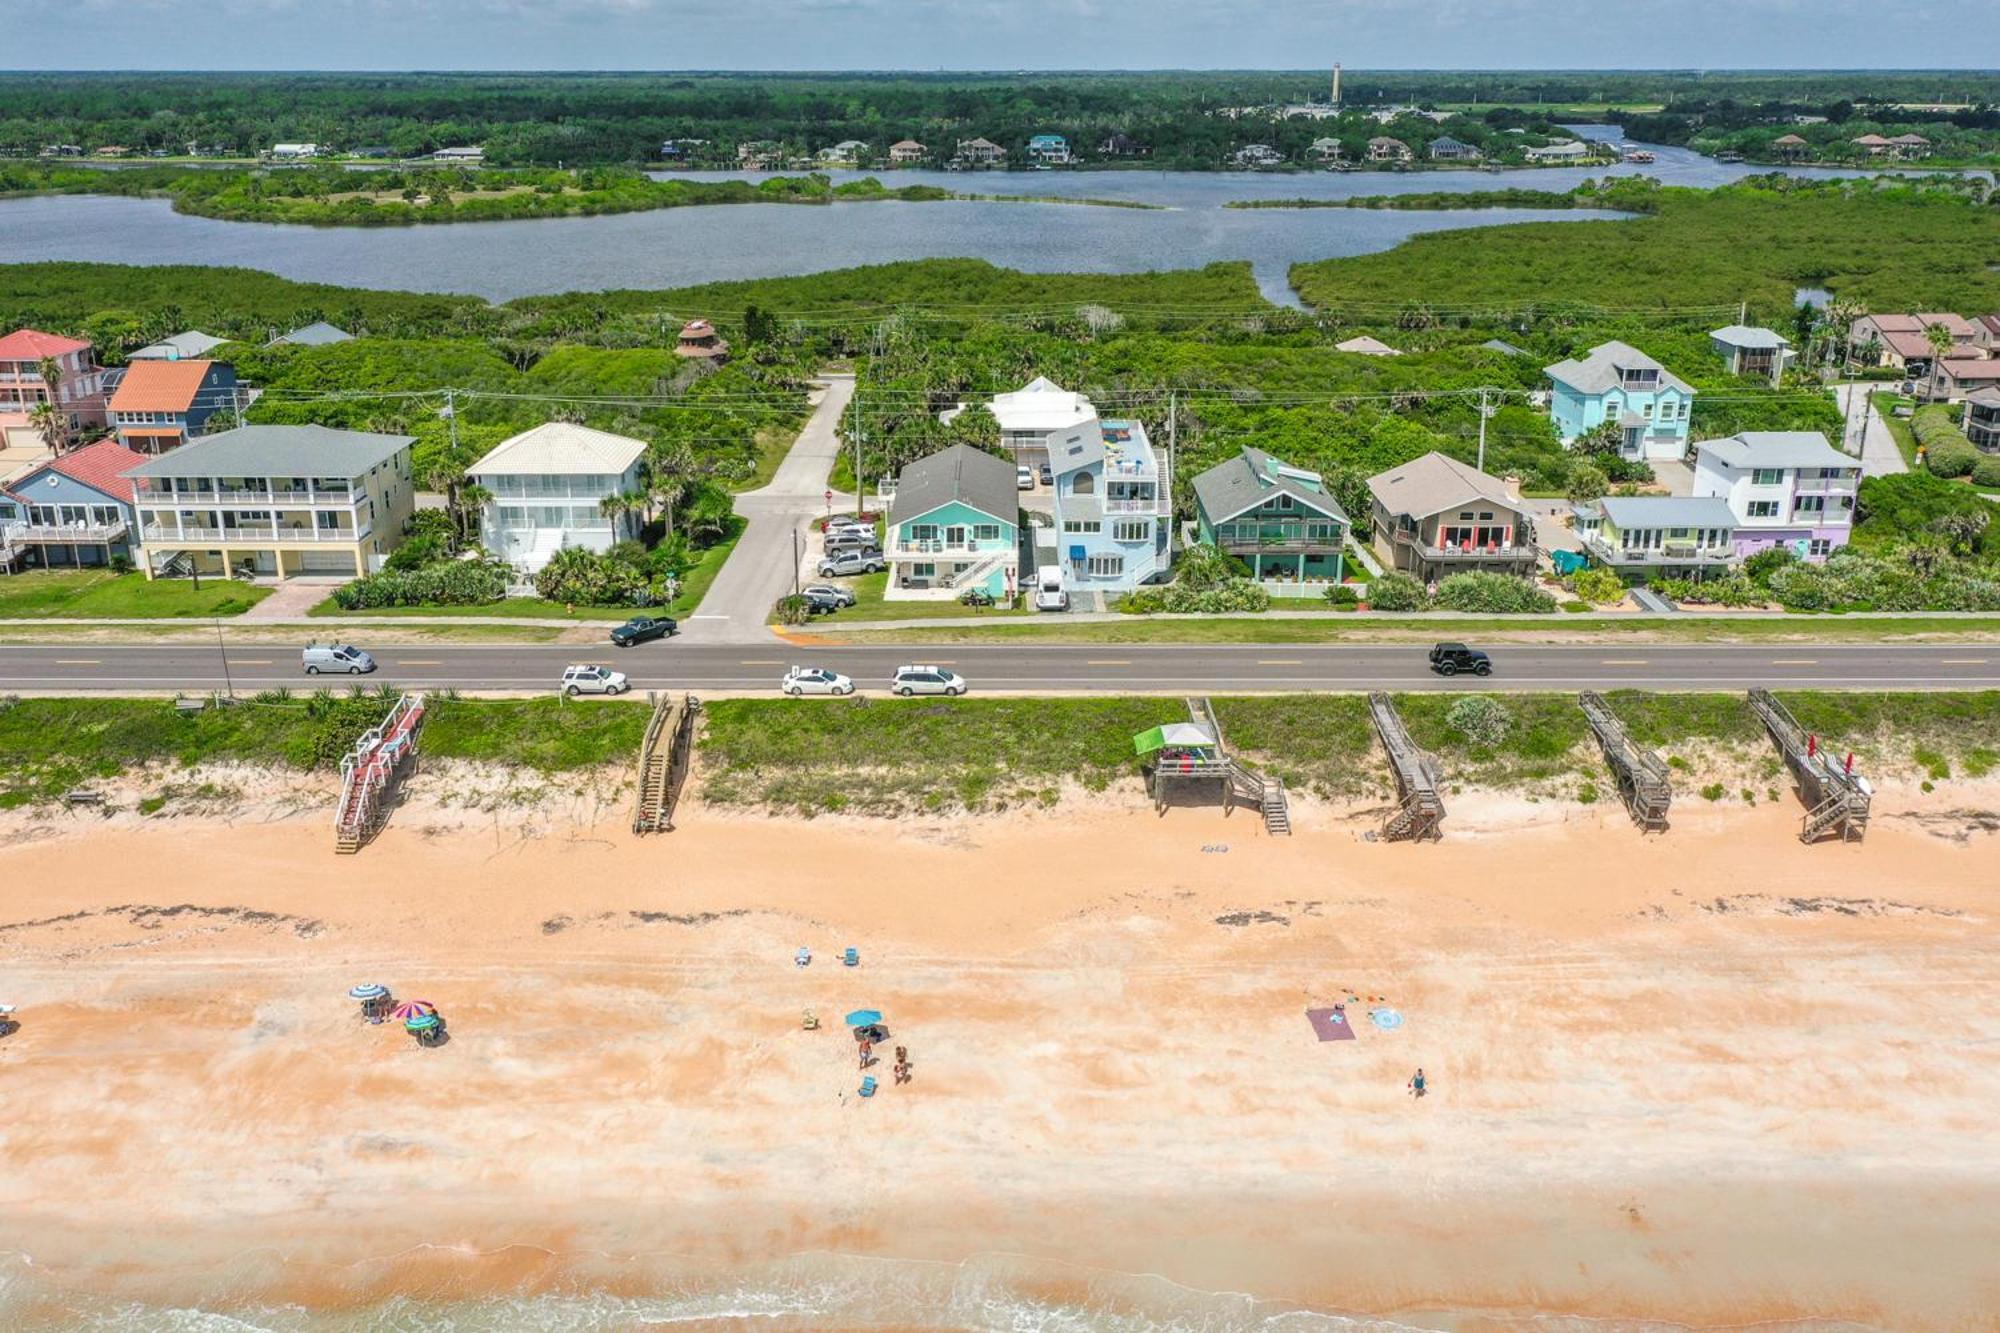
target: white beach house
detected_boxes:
[468,423,648,572]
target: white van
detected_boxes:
[1034,566,1069,612]
[302,643,375,675]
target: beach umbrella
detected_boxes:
[392,1000,436,1021]
[403,1013,442,1033]
[844,1009,882,1028]
[1371,1008,1404,1031]
[347,984,389,1001]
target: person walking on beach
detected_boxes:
[858,1038,874,1070]
[1408,1068,1427,1099]
[894,1045,910,1085]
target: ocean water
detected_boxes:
[0,1250,1888,1332]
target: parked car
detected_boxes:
[823,531,881,555]
[799,587,846,615]
[1038,462,1053,486]
[561,664,630,696]
[891,664,967,696]
[1034,566,1069,612]
[781,665,855,696]
[608,615,677,646]
[1016,465,1035,490]
[818,550,887,577]
[801,583,856,608]
[302,643,375,675]
[1428,642,1492,677]
[824,515,875,536]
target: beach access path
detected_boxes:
[681,374,854,644]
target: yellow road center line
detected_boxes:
[399,659,443,665]
[1599,659,1648,665]
[54,658,100,664]
[1257,659,1303,665]
[1940,658,1987,665]
[1086,659,1132,666]
[1769,659,1819,665]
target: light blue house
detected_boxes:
[1026,134,1071,165]
[885,444,1020,601]
[1544,341,1697,462]
[0,437,147,570]
[1047,419,1170,593]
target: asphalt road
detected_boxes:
[3,642,1995,695]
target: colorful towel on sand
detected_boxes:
[1306,1007,1357,1042]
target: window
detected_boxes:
[1751,468,1784,486]
[1747,500,1779,519]
[1112,519,1151,543]
[1086,554,1124,578]
[973,524,1001,541]
[910,524,938,542]
[1070,473,1094,495]
[1808,539,1832,557]
[1476,511,1494,521]
[1270,494,1294,511]
[1795,495,1825,514]
[912,562,935,577]
[1062,520,1101,534]
[1306,520,1339,541]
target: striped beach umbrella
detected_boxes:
[392,1000,436,1021]
[348,984,389,1001]
[403,1013,442,1033]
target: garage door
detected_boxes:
[298,551,356,574]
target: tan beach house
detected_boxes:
[1365,451,1535,582]
[127,423,415,579]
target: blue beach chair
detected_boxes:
[843,947,859,967]
[859,1076,878,1097]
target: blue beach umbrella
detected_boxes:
[404,1012,442,1033]
[844,1009,883,1028]
[348,983,389,1001]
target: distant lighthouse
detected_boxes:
[1331,64,1342,107]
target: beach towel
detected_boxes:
[1371,1008,1404,1031]
[1306,1007,1356,1042]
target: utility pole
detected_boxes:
[853,389,865,517]
[1475,387,1491,473]
[441,388,460,454]
[214,616,234,701]
[1739,299,1747,325]
[792,527,801,596]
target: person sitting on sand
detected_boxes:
[1409,1068,1426,1099]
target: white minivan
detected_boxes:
[302,643,375,675]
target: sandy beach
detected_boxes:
[2,785,1997,1330]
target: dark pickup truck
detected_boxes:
[609,616,678,647]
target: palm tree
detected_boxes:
[1923,322,1955,402]
[598,490,647,543]
[453,483,492,547]
[645,442,696,540]
[36,356,70,453]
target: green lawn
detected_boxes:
[309,526,743,621]
[805,570,1034,623]
[829,613,2000,646]
[0,571,272,619]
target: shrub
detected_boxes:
[533,545,677,607]
[1700,783,1726,802]
[1571,568,1627,604]
[1445,695,1511,748]
[1563,460,1609,503]
[1972,454,2000,488]
[1122,543,1269,614]
[1364,572,1426,611]
[1434,571,1557,614]
[772,594,812,626]
[331,558,509,609]
[384,532,449,571]
[1322,583,1360,606]
[1741,545,1797,586]
[1577,782,1599,805]
[1915,405,1978,478]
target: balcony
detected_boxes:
[3,519,129,546]
[1584,535,1734,567]
[142,522,370,545]
[889,537,994,559]
[1396,532,1535,566]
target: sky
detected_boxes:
[10,0,1999,71]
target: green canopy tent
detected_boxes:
[1133,722,1218,758]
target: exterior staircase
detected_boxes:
[632,693,699,834]
[333,693,425,854]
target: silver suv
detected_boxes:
[561,664,630,696]
[891,664,966,696]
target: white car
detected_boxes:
[891,664,966,696]
[1016,465,1035,490]
[781,665,855,696]
[560,664,630,697]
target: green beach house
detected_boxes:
[1190,445,1349,585]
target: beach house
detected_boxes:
[1427,135,1480,161]
[1525,140,1592,162]
[1570,495,1739,582]
[953,138,1005,167]
[1544,341,1696,461]
[884,444,1020,601]
[1690,431,1859,562]
[1962,387,2000,453]
[1366,136,1412,163]
[0,438,147,571]
[888,139,927,164]
[107,358,237,453]
[1365,451,1535,582]
[467,422,649,573]
[1046,419,1171,594]
[268,321,355,348]
[1026,134,1071,165]
[127,424,415,579]
[1709,325,1793,385]
[130,330,231,362]
[987,376,1100,472]
[1847,313,1978,370]
[1931,354,2000,403]
[1191,446,1349,585]
[0,328,109,442]
[674,320,730,363]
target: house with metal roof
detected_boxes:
[1427,135,1480,161]
[1570,495,1739,581]
[0,438,148,571]
[107,358,237,454]
[1192,446,1349,586]
[1048,419,1171,594]
[268,321,356,348]
[1026,134,1070,165]
[130,330,232,362]
[1709,325,1794,385]
[1544,341,1696,461]
[1690,431,1859,562]
[1365,451,1535,581]
[884,444,1020,601]
[126,424,415,579]
[467,423,649,573]
[987,376,1100,470]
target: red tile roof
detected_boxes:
[0,328,92,361]
[38,438,150,502]
[109,359,215,414]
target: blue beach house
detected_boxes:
[885,444,1021,601]
[0,437,147,570]
[1026,134,1071,165]
[1048,418,1170,593]
[1544,341,1696,462]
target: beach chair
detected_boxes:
[858,1076,878,1097]
[795,947,811,967]
[802,1008,820,1030]
[842,947,859,967]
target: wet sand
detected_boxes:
[1,797,1997,1328]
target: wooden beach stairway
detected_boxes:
[1147,698,1290,834]
[333,692,425,854]
[1368,692,1445,842]
[632,692,700,834]
[1747,688,1871,843]
[1579,691,1672,831]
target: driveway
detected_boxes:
[681,375,855,643]
[1835,383,1907,478]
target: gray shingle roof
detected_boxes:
[1544,341,1694,396]
[888,444,1019,528]
[1365,451,1516,520]
[1191,447,1349,525]
[1696,431,1854,471]
[1595,496,1738,530]
[125,424,414,479]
